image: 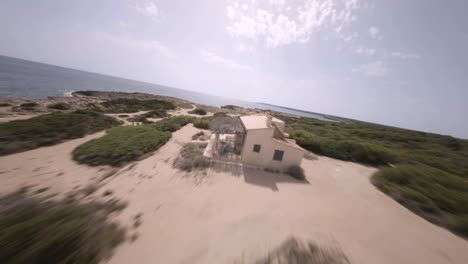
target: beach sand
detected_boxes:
[0,124,467,263]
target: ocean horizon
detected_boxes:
[0,55,331,121]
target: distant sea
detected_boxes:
[0,55,331,121]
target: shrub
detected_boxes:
[47,102,71,110]
[73,126,171,166]
[213,112,227,117]
[255,237,350,264]
[0,103,11,107]
[118,114,129,118]
[193,119,210,129]
[286,165,306,180]
[152,116,194,132]
[20,102,39,108]
[372,165,468,237]
[0,190,126,264]
[101,98,175,113]
[143,109,168,118]
[188,108,207,116]
[173,143,210,172]
[0,110,120,155]
[192,131,205,140]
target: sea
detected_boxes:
[0,55,332,121]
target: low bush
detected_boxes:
[173,143,210,172]
[101,98,175,113]
[20,102,39,108]
[372,165,468,237]
[47,102,71,110]
[255,237,350,264]
[118,114,129,118]
[0,190,126,264]
[0,110,120,155]
[73,126,171,166]
[152,116,194,132]
[143,109,169,118]
[188,108,207,115]
[193,119,210,129]
[192,131,205,140]
[286,165,306,180]
[213,112,227,117]
[0,103,11,107]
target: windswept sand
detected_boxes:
[0,124,467,263]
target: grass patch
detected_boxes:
[128,110,170,124]
[100,98,175,113]
[372,165,468,236]
[152,115,195,132]
[0,190,126,264]
[0,110,120,155]
[73,126,171,166]
[47,102,71,110]
[173,143,210,172]
[193,119,210,129]
[188,108,207,115]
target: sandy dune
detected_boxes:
[0,124,467,263]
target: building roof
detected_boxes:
[240,115,269,130]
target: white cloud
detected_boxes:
[353,61,388,77]
[100,33,175,59]
[135,1,159,18]
[391,51,420,60]
[368,26,383,40]
[355,46,375,56]
[200,50,254,72]
[226,0,360,48]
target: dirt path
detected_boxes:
[0,124,467,263]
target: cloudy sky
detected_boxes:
[1,0,467,138]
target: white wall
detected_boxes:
[241,128,304,170]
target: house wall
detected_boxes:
[241,128,304,170]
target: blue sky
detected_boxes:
[1,0,467,138]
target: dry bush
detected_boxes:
[256,237,349,264]
[0,189,127,264]
[173,143,210,172]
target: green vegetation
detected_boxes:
[188,108,207,115]
[193,119,210,129]
[20,102,39,108]
[152,115,195,132]
[373,165,468,236]
[100,98,175,113]
[173,143,210,172]
[213,112,228,117]
[192,131,206,140]
[19,101,39,110]
[281,114,468,237]
[0,189,126,264]
[73,126,171,166]
[47,102,71,110]
[0,110,120,155]
[128,110,170,124]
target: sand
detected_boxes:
[0,124,467,263]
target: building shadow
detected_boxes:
[242,167,309,192]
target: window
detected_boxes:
[273,150,284,161]
[253,144,261,153]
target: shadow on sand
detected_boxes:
[243,167,309,192]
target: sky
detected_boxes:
[1,0,467,138]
